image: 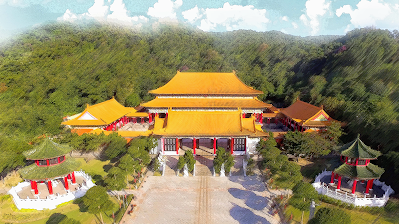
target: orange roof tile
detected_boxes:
[142,97,271,109]
[280,100,324,121]
[89,129,153,138]
[153,110,267,137]
[149,71,263,95]
[62,98,135,126]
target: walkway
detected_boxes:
[121,175,283,224]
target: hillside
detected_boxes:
[0,23,399,180]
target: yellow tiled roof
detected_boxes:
[149,71,263,95]
[142,97,271,109]
[153,110,267,137]
[126,111,149,117]
[62,98,135,126]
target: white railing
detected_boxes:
[8,171,95,210]
[313,170,395,207]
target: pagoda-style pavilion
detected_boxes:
[332,135,384,195]
[279,99,337,132]
[312,135,394,207]
[19,138,80,195]
[9,138,95,210]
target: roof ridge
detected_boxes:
[296,99,322,110]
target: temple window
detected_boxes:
[38,160,47,166]
[357,159,366,165]
[49,158,58,165]
[164,138,176,151]
[234,138,246,151]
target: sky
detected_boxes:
[1,0,399,42]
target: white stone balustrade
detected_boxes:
[8,171,95,210]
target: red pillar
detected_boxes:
[260,113,263,123]
[165,113,168,119]
[242,113,245,118]
[352,180,357,194]
[46,159,49,166]
[35,160,39,165]
[71,172,76,184]
[368,179,374,192]
[48,180,53,195]
[213,138,217,154]
[193,138,196,155]
[337,176,342,189]
[141,117,144,124]
[57,157,60,164]
[33,181,38,194]
[176,138,179,155]
[365,180,371,194]
[230,138,234,154]
[64,176,69,190]
[149,113,153,123]
[330,171,334,183]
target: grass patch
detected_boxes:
[153,171,162,176]
[284,203,396,224]
[75,158,110,179]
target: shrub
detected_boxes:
[308,207,351,224]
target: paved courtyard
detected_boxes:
[122,175,281,224]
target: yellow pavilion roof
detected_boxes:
[141,97,271,109]
[153,110,267,137]
[149,71,263,95]
[62,98,136,126]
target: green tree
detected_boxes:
[125,92,141,107]
[104,133,127,159]
[177,156,185,171]
[82,186,115,224]
[213,147,235,174]
[308,207,351,224]
[289,182,319,211]
[104,166,127,190]
[118,154,135,173]
[183,150,196,173]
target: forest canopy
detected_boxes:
[0,23,398,176]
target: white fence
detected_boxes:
[312,169,395,207]
[8,171,95,210]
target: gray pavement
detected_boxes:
[122,175,282,224]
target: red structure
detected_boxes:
[19,138,80,196]
[331,135,384,195]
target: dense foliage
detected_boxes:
[283,122,343,158]
[1,23,399,189]
[81,186,115,223]
[213,147,235,174]
[289,182,319,211]
[308,207,351,224]
[257,134,303,189]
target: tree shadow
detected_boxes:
[230,203,271,224]
[228,175,266,192]
[92,174,105,186]
[46,213,67,224]
[228,188,268,211]
[103,164,113,172]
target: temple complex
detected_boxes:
[61,71,339,155]
[8,138,95,210]
[312,135,394,207]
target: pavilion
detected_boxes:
[312,135,394,207]
[8,138,95,210]
[279,98,337,132]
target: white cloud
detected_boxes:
[83,0,109,20]
[57,0,148,26]
[292,22,298,29]
[336,0,399,29]
[300,0,331,35]
[147,0,183,20]
[182,5,202,23]
[194,3,268,32]
[282,16,288,21]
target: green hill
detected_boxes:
[0,23,399,188]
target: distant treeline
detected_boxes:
[1,23,399,186]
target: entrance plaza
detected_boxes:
[125,175,281,224]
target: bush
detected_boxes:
[153,157,160,172]
[213,147,235,174]
[183,150,196,172]
[289,182,319,211]
[308,207,351,224]
[177,156,185,171]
